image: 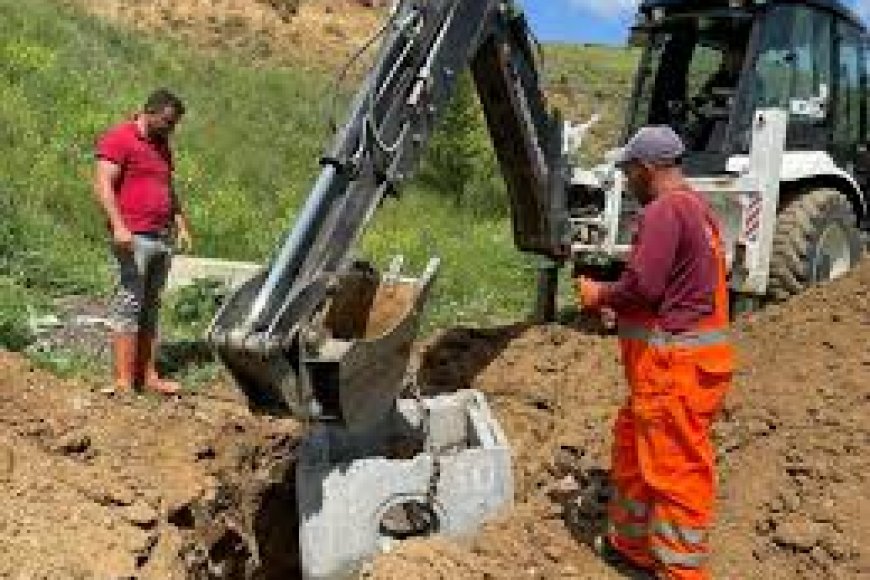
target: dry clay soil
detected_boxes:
[1,261,869,579]
[60,0,383,70]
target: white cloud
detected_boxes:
[567,0,639,21]
[855,0,870,20]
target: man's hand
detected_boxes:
[173,211,194,254]
[112,223,134,253]
[573,276,607,310]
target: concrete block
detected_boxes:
[296,390,513,580]
[166,255,261,291]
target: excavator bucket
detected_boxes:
[210,258,439,432]
[301,258,439,431]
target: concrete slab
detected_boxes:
[166,255,261,291]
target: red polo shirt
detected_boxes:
[96,120,174,234]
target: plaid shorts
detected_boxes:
[110,234,173,334]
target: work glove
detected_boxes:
[573,276,606,311]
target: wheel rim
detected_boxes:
[814,222,852,282]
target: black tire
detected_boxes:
[768,188,864,302]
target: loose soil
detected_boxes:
[0,353,303,579]
[1,261,868,578]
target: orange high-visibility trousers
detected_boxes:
[608,338,731,579]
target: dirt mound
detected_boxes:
[58,0,383,70]
[373,262,870,579]
[0,352,303,578]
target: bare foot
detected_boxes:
[142,375,182,396]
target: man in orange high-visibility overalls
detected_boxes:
[576,126,734,580]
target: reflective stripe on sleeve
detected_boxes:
[618,325,729,348]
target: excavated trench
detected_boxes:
[176,392,457,579]
[181,451,302,579]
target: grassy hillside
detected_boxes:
[1,0,335,276]
[543,43,640,160]
[0,0,638,352]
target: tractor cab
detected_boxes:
[626,0,868,175]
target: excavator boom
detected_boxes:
[208,0,567,429]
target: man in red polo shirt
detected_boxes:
[576,127,734,579]
[94,89,193,395]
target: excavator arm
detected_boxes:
[208,0,568,429]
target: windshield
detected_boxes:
[627,14,753,152]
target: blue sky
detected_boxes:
[519,0,870,45]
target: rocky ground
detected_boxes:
[1,262,868,578]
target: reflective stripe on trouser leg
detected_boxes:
[607,405,654,569]
[651,545,707,571]
[614,492,649,519]
[651,521,706,547]
[650,519,709,579]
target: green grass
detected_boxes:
[362,192,541,330]
[0,277,48,351]
[0,0,638,358]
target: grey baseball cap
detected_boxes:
[614,126,685,167]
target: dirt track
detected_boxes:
[1,262,869,578]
